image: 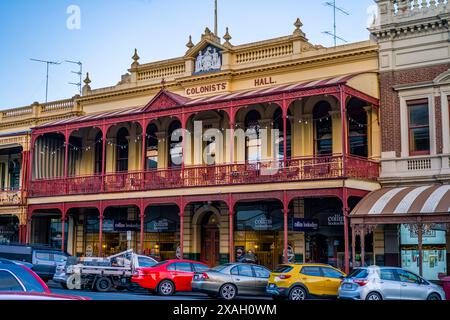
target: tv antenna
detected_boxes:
[214,0,218,37]
[30,58,62,103]
[66,60,83,95]
[322,0,349,47]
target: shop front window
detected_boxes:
[0,216,19,244]
[400,224,447,281]
[234,202,290,269]
[143,206,179,261]
[102,208,139,256]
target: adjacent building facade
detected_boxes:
[351,0,450,280]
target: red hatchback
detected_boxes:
[132,259,209,296]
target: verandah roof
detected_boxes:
[35,73,374,130]
[350,185,450,224]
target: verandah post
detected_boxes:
[228,194,234,263]
[343,187,350,274]
[339,86,348,176]
[283,191,289,264]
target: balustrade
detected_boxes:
[28,155,379,197]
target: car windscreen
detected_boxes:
[273,265,293,273]
[347,268,369,279]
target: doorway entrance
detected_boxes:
[200,212,220,267]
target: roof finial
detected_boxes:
[131,48,140,68]
[186,35,194,50]
[82,72,91,96]
[293,18,305,37]
[84,72,91,85]
[223,27,232,48]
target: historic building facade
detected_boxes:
[351,0,450,280]
[0,20,381,273]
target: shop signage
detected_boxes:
[185,82,228,96]
[254,77,277,87]
[114,221,140,232]
[293,219,319,232]
[327,214,344,226]
[254,216,273,230]
[146,218,176,232]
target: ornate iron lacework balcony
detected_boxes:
[0,189,23,206]
[28,155,379,198]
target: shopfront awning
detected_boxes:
[350,185,450,223]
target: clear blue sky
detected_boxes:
[0,0,375,109]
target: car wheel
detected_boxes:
[158,280,175,296]
[365,292,382,301]
[220,284,237,300]
[95,277,113,292]
[427,293,441,301]
[288,286,307,301]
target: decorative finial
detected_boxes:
[204,27,212,35]
[82,72,92,96]
[293,18,305,37]
[84,72,91,85]
[186,35,194,49]
[223,27,232,47]
[131,48,140,68]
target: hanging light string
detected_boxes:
[37,114,367,155]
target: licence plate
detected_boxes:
[343,283,352,289]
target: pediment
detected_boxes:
[434,68,450,84]
[185,38,227,59]
[143,89,190,112]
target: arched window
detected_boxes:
[313,102,332,156]
[94,131,103,174]
[245,110,261,162]
[348,101,368,158]
[168,121,182,168]
[273,108,291,160]
[146,124,159,170]
[116,128,129,172]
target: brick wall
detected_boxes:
[380,64,450,156]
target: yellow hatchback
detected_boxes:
[266,264,346,300]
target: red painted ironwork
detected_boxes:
[28,155,379,198]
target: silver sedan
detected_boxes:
[191,263,271,300]
[338,266,445,300]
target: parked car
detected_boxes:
[266,263,346,300]
[192,263,271,300]
[0,258,88,300]
[132,259,209,296]
[0,244,69,282]
[338,266,445,300]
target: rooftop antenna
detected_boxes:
[214,0,218,37]
[322,0,349,47]
[30,58,62,103]
[66,60,83,95]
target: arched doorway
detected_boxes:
[200,212,220,267]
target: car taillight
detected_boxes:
[133,269,144,276]
[201,273,209,280]
[354,279,368,287]
[279,274,291,279]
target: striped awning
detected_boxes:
[36,73,361,129]
[351,185,450,217]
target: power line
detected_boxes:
[30,58,62,103]
[322,0,350,47]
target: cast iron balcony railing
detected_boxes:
[28,155,379,198]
